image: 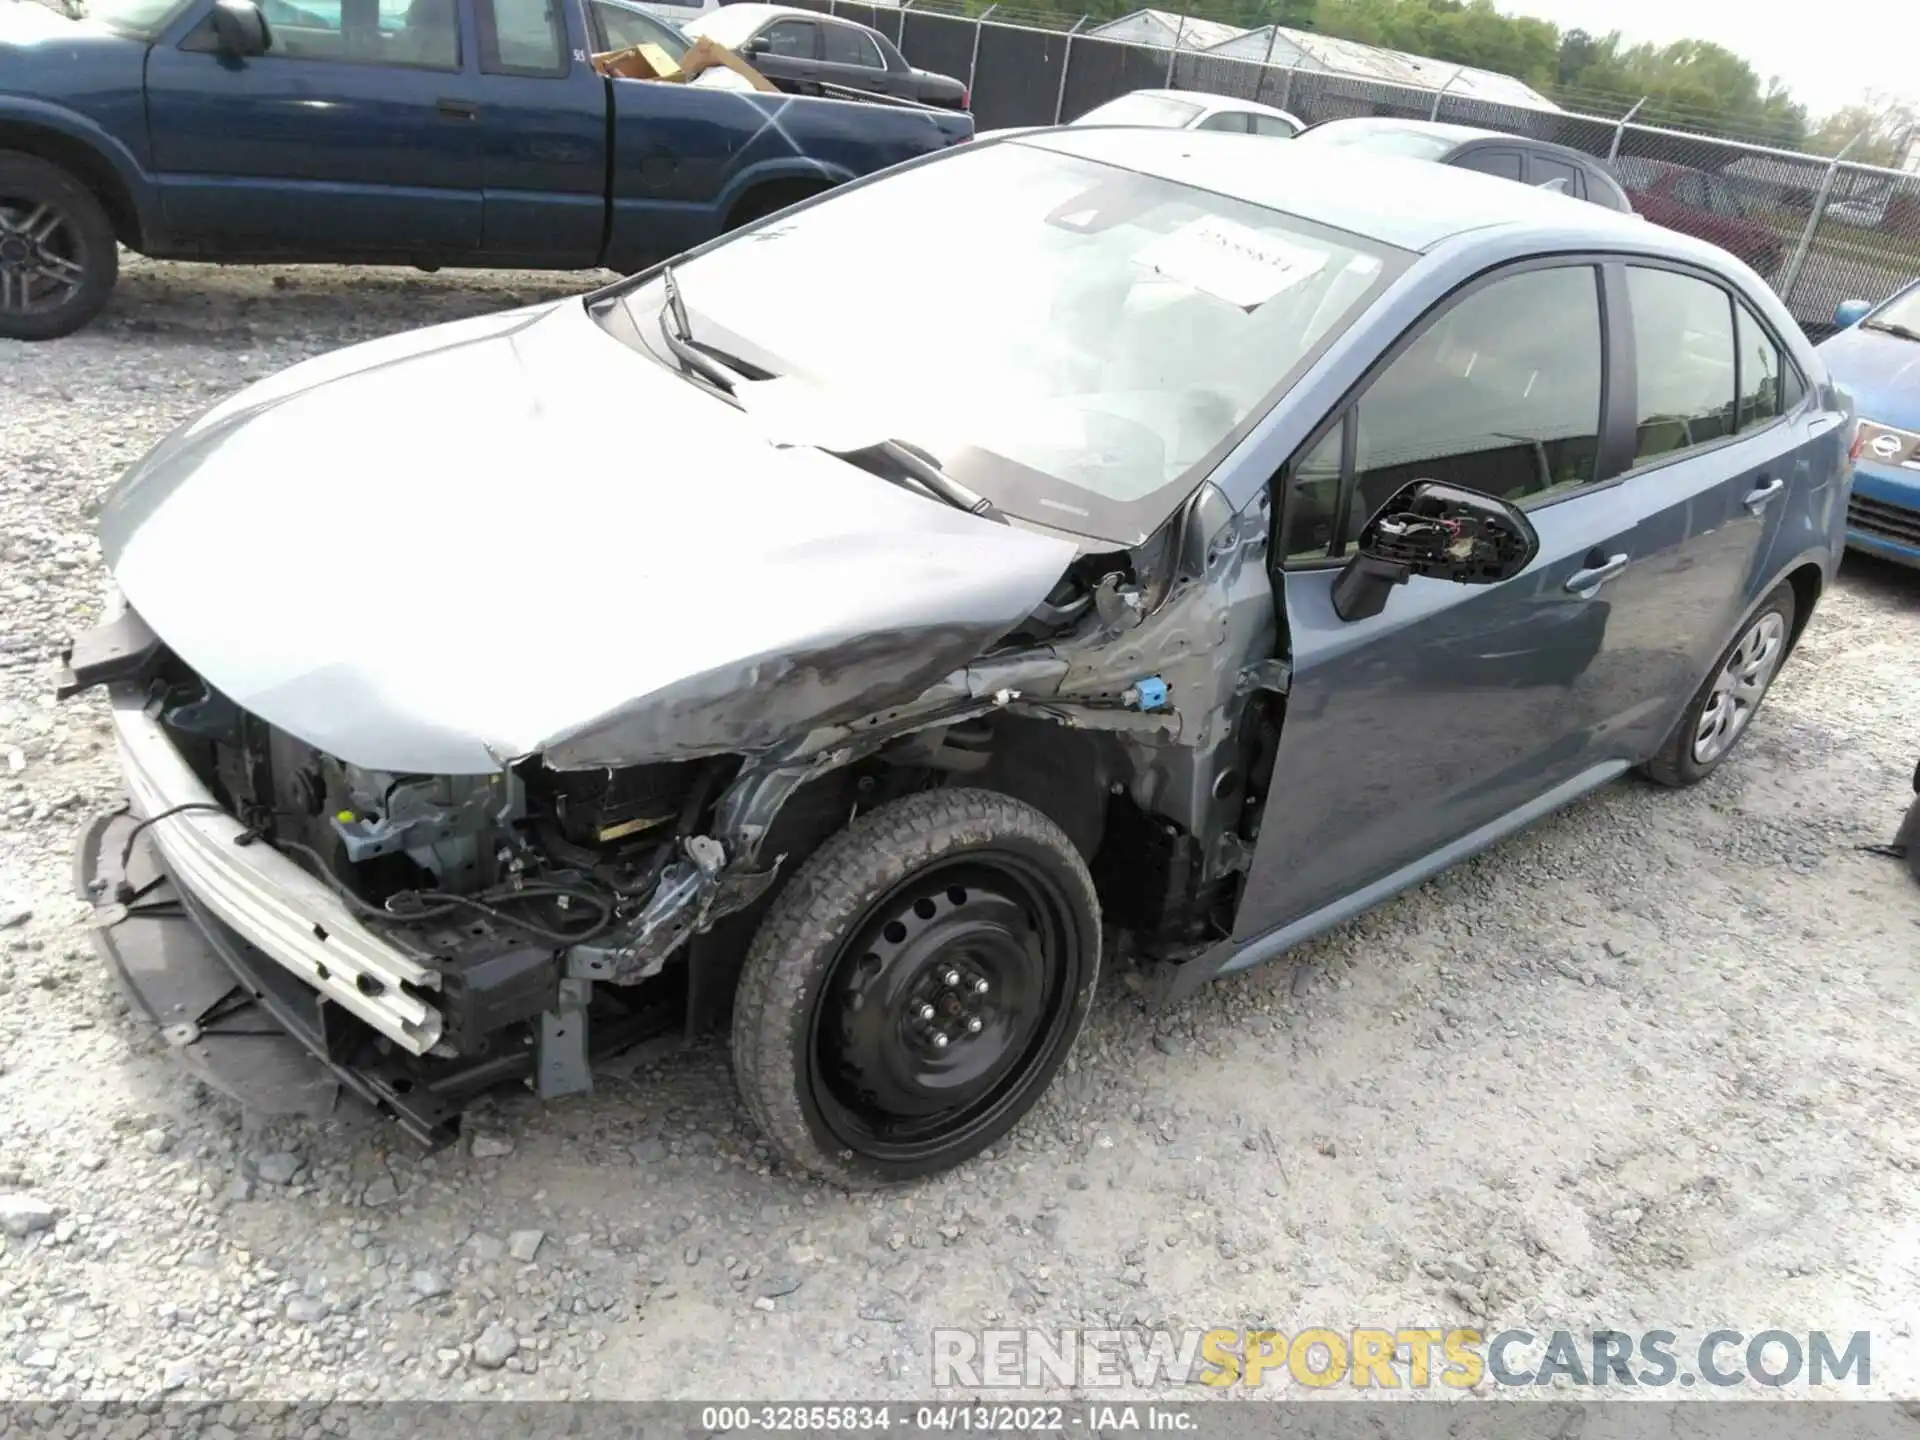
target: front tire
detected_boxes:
[731,787,1100,1188]
[0,153,119,342]
[1642,581,1796,787]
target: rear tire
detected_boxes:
[730,787,1100,1188]
[1642,582,1796,787]
[0,152,119,342]
[724,179,828,231]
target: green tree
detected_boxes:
[1811,95,1920,167]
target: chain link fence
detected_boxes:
[798,0,1920,339]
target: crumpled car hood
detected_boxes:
[101,300,1078,775]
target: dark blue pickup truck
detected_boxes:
[0,0,970,338]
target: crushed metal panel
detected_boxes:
[98,299,1080,775]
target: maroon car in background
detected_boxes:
[1614,156,1786,278]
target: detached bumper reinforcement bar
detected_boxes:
[106,683,444,1055]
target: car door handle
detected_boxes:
[1744,477,1786,513]
[436,98,479,120]
[1564,552,1629,594]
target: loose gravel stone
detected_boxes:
[508,1230,544,1263]
[472,1323,519,1370]
[252,1151,301,1185]
[0,1194,58,1238]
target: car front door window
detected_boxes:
[252,0,455,66]
[1281,264,1606,559]
[760,19,818,57]
[1626,266,1737,461]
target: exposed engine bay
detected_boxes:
[71,469,1288,1144]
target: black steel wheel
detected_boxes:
[0,152,119,342]
[731,788,1099,1187]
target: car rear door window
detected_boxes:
[1734,299,1784,431]
[1281,264,1606,559]
[1250,113,1298,136]
[1627,267,1737,462]
[1455,148,1523,181]
[822,21,883,67]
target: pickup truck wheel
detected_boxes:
[1641,581,1796,787]
[730,787,1099,1188]
[0,153,118,342]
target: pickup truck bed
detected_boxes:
[0,0,971,338]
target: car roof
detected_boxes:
[691,2,854,27]
[1305,116,1502,146]
[1112,87,1302,122]
[1014,128,1715,257]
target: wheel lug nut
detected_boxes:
[932,1032,949,1049]
[972,978,989,995]
[943,969,960,987]
[917,1003,935,1022]
[966,1016,983,1034]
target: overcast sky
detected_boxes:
[1500,0,1919,123]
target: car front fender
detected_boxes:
[0,96,168,249]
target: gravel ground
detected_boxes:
[3,258,1920,1409]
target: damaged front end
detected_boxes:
[68,478,1281,1146]
[66,624,810,1139]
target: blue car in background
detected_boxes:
[1822,279,1920,568]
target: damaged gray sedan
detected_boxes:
[65,129,1851,1185]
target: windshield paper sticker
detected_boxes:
[1137,218,1330,310]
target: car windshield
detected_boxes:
[69,0,191,33]
[625,141,1401,542]
[1867,284,1920,337]
[1073,94,1205,128]
[1294,122,1458,160]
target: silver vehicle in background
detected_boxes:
[1071,88,1305,136]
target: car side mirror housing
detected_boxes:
[1833,298,1872,329]
[210,0,271,56]
[1330,480,1540,623]
[740,34,767,55]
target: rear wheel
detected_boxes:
[0,152,119,342]
[1642,582,1796,787]
[730,788,1099,1188]
[725,178,828,231]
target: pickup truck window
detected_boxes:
[594,1,689,57]
[71,0,195,36]
[479,0,568,74]
[251,0,458,67]
[643,140,1402,545]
